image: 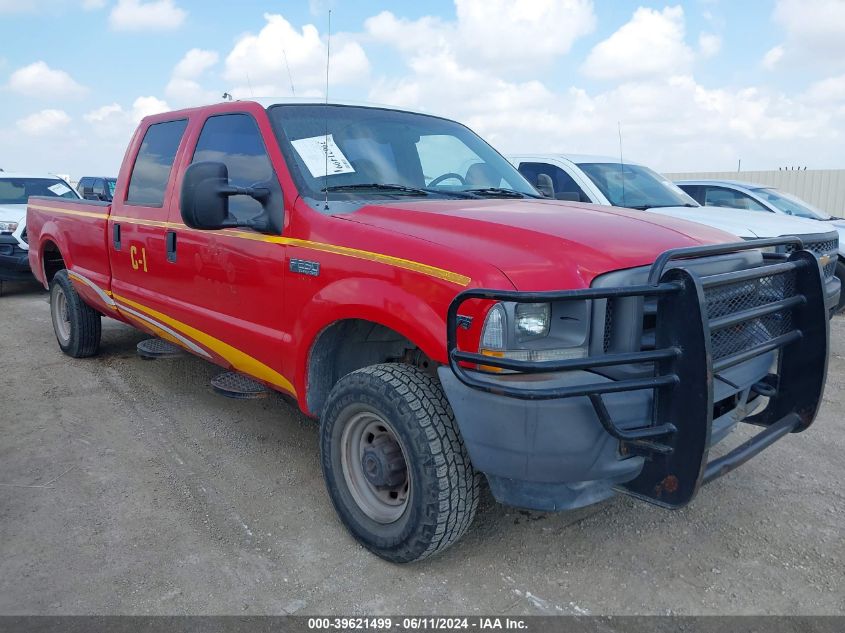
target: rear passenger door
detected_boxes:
[110,118,189,327]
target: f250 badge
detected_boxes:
[289,258,320,277]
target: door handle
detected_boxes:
[113,223,121,250]
[166,230,177,263]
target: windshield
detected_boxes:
[752,187,832,220]
[577,162,698,209]
[267,104,538,205]
[0,177,79,204]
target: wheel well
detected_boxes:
[42,241,66,284]
[306,319,434,416]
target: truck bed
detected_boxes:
[27,196,113,306]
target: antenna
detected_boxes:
[282,46,296,96]
[323,9,331,211]
[618,121,626,207]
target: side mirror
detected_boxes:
[555,191,581,202]
[179,161,284,234]
[535,173,555,198]
[180,161,230,230]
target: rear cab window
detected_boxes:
[126,119,189,208]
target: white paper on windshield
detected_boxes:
[291,134,355,178]
[48,182,72,196]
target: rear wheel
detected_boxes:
[320,363,480,563]
[50,270,101,358]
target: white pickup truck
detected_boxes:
[508,154,842,313]
[0,172,79,284]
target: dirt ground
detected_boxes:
[0,280,842,615]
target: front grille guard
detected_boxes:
[446,238,829,508]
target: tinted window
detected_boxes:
[517,162,589,202]
[702,186,768,212]
[192,114,273,220]
[127,119,188,206]
[677,184,705,205]
[92,179,106,196]
[0,177,78,204]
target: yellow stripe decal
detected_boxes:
[112,293,297,396]
[29,204,107,220]
[35,207,470,285]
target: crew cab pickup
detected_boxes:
[28,99,830,563]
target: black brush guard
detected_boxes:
[446,239,829,508]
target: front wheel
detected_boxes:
[320,364,480,563]
[50,269,101,358]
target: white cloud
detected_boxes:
[165,48,220,107]
[762,45,784,70]
[223,13,369,97]
[806,74,845,102]
[582,6,693,80]
[109,0,186,31]
[698,32,721,58]
[366,0,595,76]
[16,109,72,135]
[8,61,86,98]
[83,96,169,140]
[773,0,845,59]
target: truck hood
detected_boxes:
[0,204,26,223]
[644,205,826,239]
[340,198,739,290]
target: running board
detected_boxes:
[137,338,184,360]
[210,372,271,399]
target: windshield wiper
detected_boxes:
[463,187,542,199]
[626,203,689,210]
[321,183,479,199]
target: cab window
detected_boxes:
[192,113,274,221]
[702,186,769,212]
[517,162,589,202]
[126,119,188,206]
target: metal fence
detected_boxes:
[664,169,845,217]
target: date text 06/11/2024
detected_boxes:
[306,617,528,630]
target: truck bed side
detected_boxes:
[27,196,115,314]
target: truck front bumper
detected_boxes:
[445,240,829,511]
[0,235,32,281]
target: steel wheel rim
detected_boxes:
[340,410,411,524]
[52,286,71,344]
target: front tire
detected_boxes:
[320,364,480,563]
[50,269,101,358]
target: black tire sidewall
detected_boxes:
[320,370,453,562]
[49,270,99,357]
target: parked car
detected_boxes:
[509,154,840,313]
[676,179,845,311]
[77,176,117,202]
[0,172,79,282]
[27,100,829,562]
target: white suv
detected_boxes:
[0,173,79,283]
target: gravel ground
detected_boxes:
[0,280,843,615]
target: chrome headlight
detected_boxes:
[479,301,589,365]
[0,221,18,234]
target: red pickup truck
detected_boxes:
[28,99,829,563]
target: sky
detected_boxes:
[1,0,845,180]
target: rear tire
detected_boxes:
[835,260,845,314]
[320,363,480,563]
[50,269,101,358]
